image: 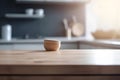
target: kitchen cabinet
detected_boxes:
[0,41,79,50]
[1,39,120,50]
[13,42,79,50]
[13,43,44,50]
[61,42,79,49]
[79,44,108,49]
[12,43,76,50]
[0,44,14,50]
[79,41,119,49]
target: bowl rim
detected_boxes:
[44,39,61,43]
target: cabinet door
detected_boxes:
[13,44,44,50]
[79,44,110,49]
[61,42,79,49]
[0,44,13,50]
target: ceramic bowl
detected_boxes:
[44,39,61,51]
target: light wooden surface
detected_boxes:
[0,50,120,80]
[0,49,120,65]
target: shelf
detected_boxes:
[16,0,90,4]
[5,13,44,19]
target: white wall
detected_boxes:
[85,0,120,39]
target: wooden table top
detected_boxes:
[0,49,120,66]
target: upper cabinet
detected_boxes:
[16,0,90,4]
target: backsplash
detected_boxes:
[0,0,85,38]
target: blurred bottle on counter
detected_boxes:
[1,24,12,41]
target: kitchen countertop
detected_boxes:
[0,49,120,75]
[0,49,119,65]
[0,37,120,48]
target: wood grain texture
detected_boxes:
[0,49,120,65]
[0,50,120,75]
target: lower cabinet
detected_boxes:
[61,42,79,49]
[13,43,79,50]
[79,44,108,49]
[0,76,120,80]
[1,41,118,50]
[79,43,118,49]
[0,44,14,50]
[0,42,79,50]
[13,44,44,50]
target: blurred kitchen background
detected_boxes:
[0,0,85,39]
[0,0,120,50]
